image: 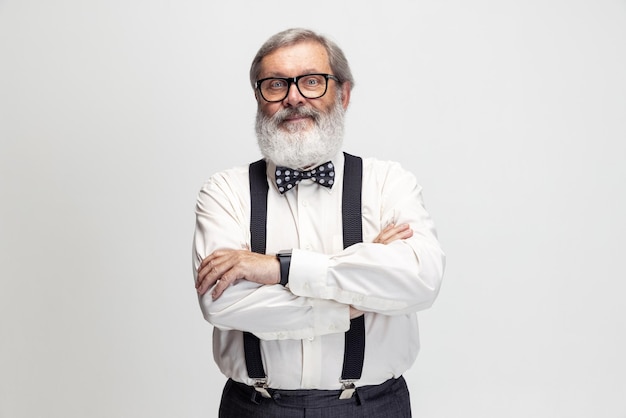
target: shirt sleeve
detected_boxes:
[192,168,350,341]
[287,160,446,315]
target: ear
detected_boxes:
[340,82,351,109]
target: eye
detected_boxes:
[266,79,288,90]
[302,76,321,86]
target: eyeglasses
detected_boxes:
[256,73,339,102]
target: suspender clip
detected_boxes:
[339,379,357,399]
[253,378,272,399]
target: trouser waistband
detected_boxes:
[228,376,404,408]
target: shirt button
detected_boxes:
[329,324,336,331]
[302,200,309,207]
[308,336,314,341]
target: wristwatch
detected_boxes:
[276,250,292,286]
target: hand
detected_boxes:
[372,223,413,244]
[196,249,280,299]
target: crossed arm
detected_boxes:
[194,163,444,337]
[195,222,414,303]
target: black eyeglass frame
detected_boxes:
[255,73,340,102]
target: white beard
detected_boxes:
[255,99,345,169]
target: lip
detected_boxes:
[283,115,310,123]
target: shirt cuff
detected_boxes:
[288,249,332,299]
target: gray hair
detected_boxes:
[249,28,354,91]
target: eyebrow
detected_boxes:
[261,69,324,78]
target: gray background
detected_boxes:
[1,1,625,417]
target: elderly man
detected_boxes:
[193,28,445,417]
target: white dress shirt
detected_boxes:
[193,151,445,390]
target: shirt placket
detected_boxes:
[296,180,324,389]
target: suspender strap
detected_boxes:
[249,159,269,255]
[342,153,363,248]
[245,159,269,380]
[246,153,365,388]
[340,153,366,383]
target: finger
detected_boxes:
[211,279,225,300]
[201,254,242,297]
[379,224,413,244]
[375,223,408,243]
[197,259,213,279]
[373,223,395,243]
[199,254,214,270]
[196,261,212,288]
[380,225,402,242]
[212,270,236,300]
[197,261,225,294]
[198,251,230,280]
[401,226,414,239]
[394,224,413,239]
[196,270,215,295]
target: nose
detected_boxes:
[282,82,306,107]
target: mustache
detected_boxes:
[271,106,321,124]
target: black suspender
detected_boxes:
[245,152,365,397]
[339,154,365,396]
[245,159,270,381]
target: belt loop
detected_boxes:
[250,389,262,405]
[354,387,363,406]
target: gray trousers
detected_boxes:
[218,376,412,418]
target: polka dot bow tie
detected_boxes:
[275,161,335,194]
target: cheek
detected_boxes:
[260,102,282,118]
[316,98,337,114]
[313,90,339,113]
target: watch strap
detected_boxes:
[277,252,291,286]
